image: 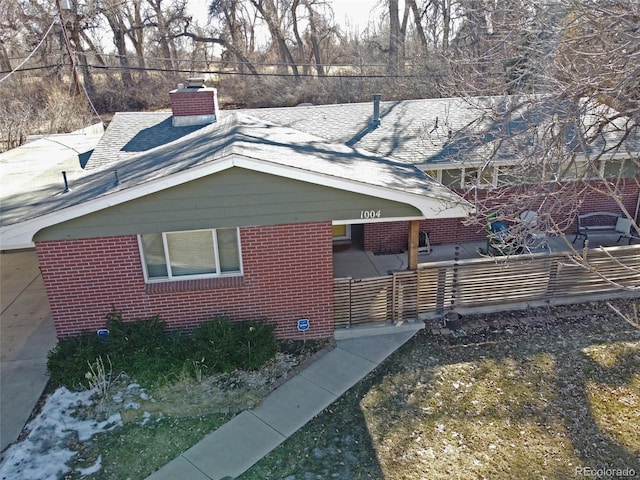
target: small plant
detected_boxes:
[192,357,208,383]
[190,318,278,373]
[85,355,113,396]
[235,320,278,371]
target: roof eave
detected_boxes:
[0,153,472,249]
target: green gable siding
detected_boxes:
[35,167,421,241]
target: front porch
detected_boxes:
[333,233,635,279]
[332,236,640,332]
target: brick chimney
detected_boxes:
[169,78,219,127]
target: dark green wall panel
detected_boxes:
[35,168,420,241]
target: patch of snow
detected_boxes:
[0,387,121,480]
[76,455,102,476]
[140,411,152,426]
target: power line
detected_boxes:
[0,17,57,84]
[0,64,62,73]
[1,62,422,79]
[72,50,393,70]
[11,50,396,70]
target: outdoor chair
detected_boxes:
[519,210,549,252]
[418,231,431,254]
[480,212,523,256]
[615,217,637,244]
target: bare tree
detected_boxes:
[175,19,259,76]
[301,0,327,76]
[408,0,428,52]
[428,0,639,292]
[0,0,24,72]
[388,0,400,72]
[208,0,258,73]
[249,0,299,76]
[145,0,191,71]
[100,0,135,88]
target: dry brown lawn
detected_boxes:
[241,300,640,480]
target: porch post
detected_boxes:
[408,220,420,270]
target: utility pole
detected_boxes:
[55,0,82,96]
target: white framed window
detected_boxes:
[332,224,351,241]
[138,228,242,282]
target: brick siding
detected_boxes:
[365,181,639,254]
[36,222,334,340]
[169,89,217,117]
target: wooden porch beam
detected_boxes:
[408,220,420,270]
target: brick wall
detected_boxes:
[364,181,639,254]
[169,88,217,117]
[574,181,638,217]
[363,219,482,253]
[36,222,334,340]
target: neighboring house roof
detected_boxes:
[0,129,102,227]
[0,112,471,249]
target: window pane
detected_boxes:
[496,165,519,185]
[141,233,168,278]
[442,168,463,189]
[424,170,441,182]
[166,231,216,276]
[560,160,597,180]
[480,167,494,185]
[216,228,241,273]
[603,159,637,179]
[462,168,475,187]
[332,225,347,237]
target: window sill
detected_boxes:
[145,276,245,294]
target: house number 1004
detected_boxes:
[360,210,382,219]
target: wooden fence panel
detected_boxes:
[549,249,640,296]
[354,276,393,325]
[333,278,352,328]
[392,271,417,322]
[333,245,640,328]
[334,276,394,327]
[441,257,555,308]
[417,269,441,315]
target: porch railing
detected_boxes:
[333,244,640,328]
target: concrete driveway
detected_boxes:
[0,250,56,452]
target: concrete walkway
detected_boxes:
[146,322,424,480]
[0,250,56,452]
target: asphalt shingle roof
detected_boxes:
[243,95,639,166]
[1,112,464,229]
[3,92,636,239]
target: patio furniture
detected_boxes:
[520,210,549,252]
[418,231,431,254]
[573,212,637,245]
[480,212,523,256]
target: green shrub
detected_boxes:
[190,317,241,373]
[189,317,278,373]
[47,332,107,390]
[234,320,278,371]
[47,312,278,390]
